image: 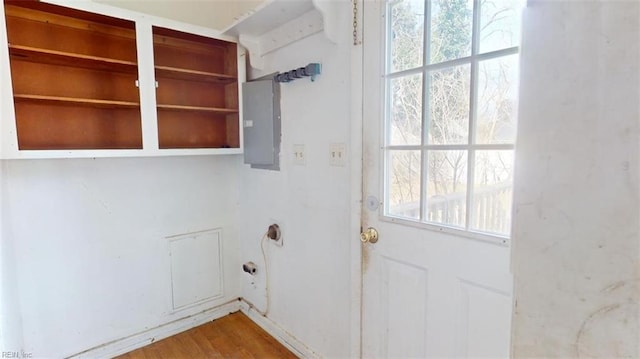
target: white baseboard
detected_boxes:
[239,299,321,359]
[67,300,241,359]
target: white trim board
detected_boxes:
[239,299,321,359]
[67,300,241,359]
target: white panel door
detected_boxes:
[360,0,520,357]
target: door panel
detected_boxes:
[381,257,429,357]
[456,280,512,358]
[361,1,513,357]
[361,223,512,357]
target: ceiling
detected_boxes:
[93,0,266,31]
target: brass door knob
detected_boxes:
[360,227,379,243]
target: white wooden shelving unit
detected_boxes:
[0,0,246,159]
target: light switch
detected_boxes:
[293,144,305,165]
[329,143,346,167]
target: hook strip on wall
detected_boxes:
[274,63,321,83]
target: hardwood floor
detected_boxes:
[116,312,297,359]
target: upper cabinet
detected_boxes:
[153,27,239,149]
[4,1,142,151]
[0,0,244,159]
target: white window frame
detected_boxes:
[381,0,521,242]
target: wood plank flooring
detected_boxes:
[116,312,297,359]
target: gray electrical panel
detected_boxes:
[242,79,281,169]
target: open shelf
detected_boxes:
[157,104,238,114]
[14,101,142,150]
[155,66,237,84]
[14,94,140,109]
[5,1,143,153]
[153,25,239,150]
[9,44,137,73]
[157,111,238,149]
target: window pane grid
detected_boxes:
[387,149,422,219]
[383,0,522,237]
[466,0,481,229]
[465,148,476,230]
[385,144,515,150]
[386,46,518,79]
[418,146,427,221]
[387,74,424,146]
[422,0,432,68]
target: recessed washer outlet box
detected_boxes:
[267,219,284,246]
[242,261,257,275]
[267,224,281,241]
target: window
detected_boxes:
[384,0,524,237]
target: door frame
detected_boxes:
[348,0,365,358]
[347,1,516,356]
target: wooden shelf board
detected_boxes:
[9,44,137,73]
[5,2,136,34]
[157,104,238,113]
[155,66,237,84]
[14,94,140,109]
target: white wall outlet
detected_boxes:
[293,144,305,165]
[329,143,347,167]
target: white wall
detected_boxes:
[238,12,353,358]
[512,0,639,357]
[0,0,23,352]
[1,156,241,357]
[0,162,25,354]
